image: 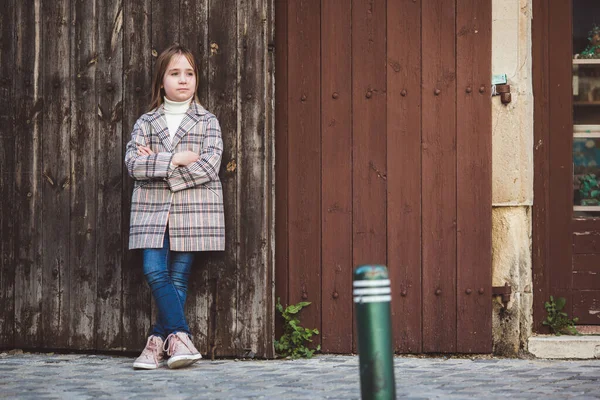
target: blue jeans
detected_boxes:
[142,229,195,339]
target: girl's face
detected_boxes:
[162,54,196,102]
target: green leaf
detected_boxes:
[274,300,319,359]
[555,297,566,310]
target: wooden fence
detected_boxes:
[0,0,274,358]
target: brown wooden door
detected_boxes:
[275,0,492,353]
[534,0,600,330]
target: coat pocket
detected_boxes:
[203,184,221,198]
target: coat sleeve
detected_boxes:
[167,116,223,193]
[124,120,174,181]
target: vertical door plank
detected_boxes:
[352,0,387,352]
[456,0,492,353]
[0,0,16,348]
[274,0,289,340]
[207,0,238,357]
[14,0,43,349]
[238,0,272,358]
[321,0,352,354]
[41,0,71,349]
[548,0,572,293]
[351,0,387,267]
[180,0,210,355]
[422,0,457,353]
[96,0,123,351]
[532,0,551,333]
[69,0,98,350]
[387,0,422,353]
[287,0,321,343]
[122,0,152,351]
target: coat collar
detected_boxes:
[148,101,207,151]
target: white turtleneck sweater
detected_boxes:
[163,96,193,143]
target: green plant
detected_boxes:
[543,296,580,335]
[578,174,600,205]
[580,24,600,59]
[274,298,321,359]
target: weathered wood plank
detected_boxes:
[274,0,289,342]
[0,0,16,349]
[532,0,551,333]
[422,0,457,353]
[13,0,44,349]
[237,0,272,358]
[572,291,600,325]
[352,0,387,352]
[69,0,98,350]
[573,219,600,255]
[265,0,275,359]
[152,0,180,54]
[287,0,322,347]
[208,0,238,357]
[321,0,352,354]
[573,231,600,254]
[387,0,422,354]
[180,0,209,106]
[456,0,492,353]
[180,0,210,355]
[573,255,600,290]
[95,0,123,351]
[122,0,152,351]
[148,0,181,335]
[41,0,71,349]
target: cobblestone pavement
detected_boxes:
[1,352,600,399]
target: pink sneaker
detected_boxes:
[164,332,202,369]
[133,335,165,370]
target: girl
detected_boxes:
[124,44,225,369]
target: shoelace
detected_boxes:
[142,336,162,367]
[164,333,191,356]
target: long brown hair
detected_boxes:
[147,44,200,112]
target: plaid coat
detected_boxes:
[125,101,225,251]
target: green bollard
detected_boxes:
[354,265,396,400]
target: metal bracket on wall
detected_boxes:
[495,84,512,104]
[492,283,512,308]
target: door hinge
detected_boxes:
[492,283,512,308]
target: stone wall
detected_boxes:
[491,0,534,356]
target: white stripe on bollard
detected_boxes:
[352,279,391,288]
[352,287,391,296]
[353,295,392,303]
